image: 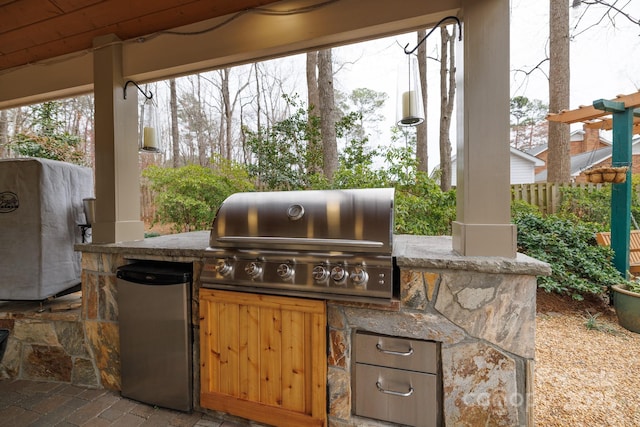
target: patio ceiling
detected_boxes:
[0,0,281,74]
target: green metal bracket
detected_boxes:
[593,99,634,278]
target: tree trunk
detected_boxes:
[220,68,233,162]
[317,49,338,182]
[416,29,428,173]
[169,79,180,167]
[195,75,208,166]
[306,52,320,113]
[439,26,456,192]
[306,51,322,174]
[0,109,8,158]
[548,0,571,183]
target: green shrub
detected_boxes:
[143,161,254,232]
[557,185,611,230]
[513,211,625,300]
[393,172,456,235]
[558,178,640,231]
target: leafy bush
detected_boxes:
[143,160,254,232]
[393,172,456,235]
[558,177,640,231]
[514,210,626,300]
[557,185,611,230]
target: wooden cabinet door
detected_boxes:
[200,289,327,427]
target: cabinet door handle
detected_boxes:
[376,381,414,397]
[376,343,414,356]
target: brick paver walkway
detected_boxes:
[0,379,249,427]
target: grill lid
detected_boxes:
[209,188,394,253]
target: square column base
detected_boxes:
[452,222,517,257]
[92,220,145,244]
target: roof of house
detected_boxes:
[511,147,545,166]
[524,129,613,158]
[444,146,544,168]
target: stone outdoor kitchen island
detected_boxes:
[72,231,549,427]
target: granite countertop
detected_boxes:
[75,230,211,259]
[76,232,550,276]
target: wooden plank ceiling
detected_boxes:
[0,0,281,73]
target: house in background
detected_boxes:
[437,146,544,186]
[528,127,640,182]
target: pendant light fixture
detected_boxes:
[123,80,161,153]
[397,16,462,127]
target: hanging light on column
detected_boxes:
[140,96,160,152]
[123,80,161,153]
[397,16,462,127]
[397,55,424,126]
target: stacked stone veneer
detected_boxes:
[0,304,100,387]
[81,252,126,390]
[327,235,549,427]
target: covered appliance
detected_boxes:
[201,188,396,302]
[0,158,93,300]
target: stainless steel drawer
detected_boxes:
[355,363,438,427]
[355,331,438,374]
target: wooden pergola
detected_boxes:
[548,90,640,276]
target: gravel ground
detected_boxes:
[536,290,640,426]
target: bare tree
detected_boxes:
[0,110,8,157]
[169,79,180,167]
[306,52,320,113]
[548,0,571,183]
[318,49,338,181]
[416,29,428,173]
[306,51,322,174]
[439,26,456,191]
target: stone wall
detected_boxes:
[0,297,100,387]
[0,251,128,389]
[327,268,537,427]
[81,252,126,390]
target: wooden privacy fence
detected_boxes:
[511,182,604,215]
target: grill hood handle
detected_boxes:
[216,236,384,248]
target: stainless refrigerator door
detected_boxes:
[117,278,192,411]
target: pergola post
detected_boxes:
[593,99,634,277]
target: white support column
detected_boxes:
[452,0,516,258]
[92,34,145,243]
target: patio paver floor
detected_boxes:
[0,379,251,427]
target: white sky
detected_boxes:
[331,0,640,171]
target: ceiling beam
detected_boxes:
[0,0,462,109]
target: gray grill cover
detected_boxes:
[0,158,93,300]
[209,188,394,254]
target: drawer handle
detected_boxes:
[376,343,414,357]
[376,381,414,397]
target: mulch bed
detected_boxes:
[535,289,640,426]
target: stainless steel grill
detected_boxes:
[201,188,396,302]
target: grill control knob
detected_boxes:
[330,265,347,283]
[312,265,329,282]
[277,263,294,280]
[215,259,233,277]
[350,266,369,286]
[245,262,263,279]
